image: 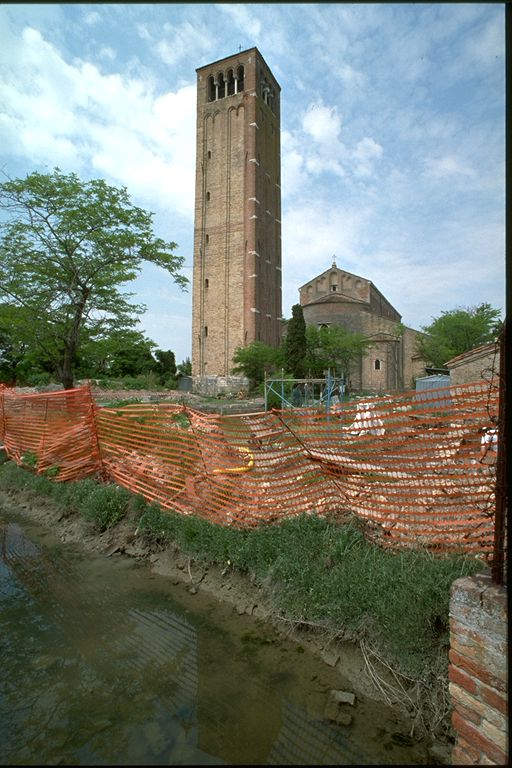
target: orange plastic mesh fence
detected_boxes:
[96,403,342,528]
[0,385,100,482]
[0,381,498,553]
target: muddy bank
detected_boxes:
[0,482,452,764]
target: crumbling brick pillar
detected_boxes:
[449,572,508,764]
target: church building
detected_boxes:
[299,261,425,392]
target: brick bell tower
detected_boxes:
[191,47,282,382]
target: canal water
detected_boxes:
[0,507,430,765]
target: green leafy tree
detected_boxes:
[0,303,56,385]
[283,304,307,377]
[0,169,187,389]
[305,325,371,380]
[231,341,283,388]
[106,334,157,379]
[74,327,154,379]
[153,349,177,385]
[0,304,28,383]
[417,303,502,368]
[177,357,192,377]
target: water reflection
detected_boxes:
[0,515,426,765]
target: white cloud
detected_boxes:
[215,4,262,39]
[156,21,213,67]
[282,200,370,275]
[0,25,196,220]
[423,154,476,179]
[351,137,383,178]
[83,11,101,26]
[98,46,116,62]
[302,102,342,145]
[136,23,152,41]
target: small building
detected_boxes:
[415,374,452,408]
[445,341,500,386]
[299,261,426,393]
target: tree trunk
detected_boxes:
[57,291,89,390]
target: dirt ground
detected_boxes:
[91,386,267,414]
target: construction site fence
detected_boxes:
[0,381,500,556]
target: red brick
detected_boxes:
[478,681,508,716]
[454,700,482,726]
[452,710,508,765]
[449,648,507,693]
[452,744,477,764]
[449,664,478,695]
[450,617,505,651]
[455,735,483,763]
[450,637,507,685]
[451,745,466,764]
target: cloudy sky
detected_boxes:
[0,3,505,366]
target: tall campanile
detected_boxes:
[191,47,282,380]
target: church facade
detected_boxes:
[299,262,426,392]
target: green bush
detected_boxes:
[23,371,54,387]
[80,483,132,532]
[121,372,163,391]
[137,501,178,542]
[21,451,38,469]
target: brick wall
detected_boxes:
[449,572,508,765]
[192,48,282,378]
[447,347,499,387]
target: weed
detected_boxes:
[80,483,131,532]
[21,451,38,469]
[137,502,177,542]
[171,412,191,429]
[43,465,61,479]
[103,397,142,408]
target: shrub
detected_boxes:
[23,371,54,387]
[21,451,38,469]
[137,501,178,543]
[121,372,163,391]
[80,483,132,532]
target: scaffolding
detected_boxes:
[264,369,346,411]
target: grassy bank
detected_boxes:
[0,457,486,736]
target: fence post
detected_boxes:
[492,324,507,585]
[0,386,5,445]
[87,384,106,479]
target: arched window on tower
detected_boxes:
[237,65,244,92]
[227,69,235,96]
[207,75,215,102]
[375,359,381,371]
[217,72,226,98]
